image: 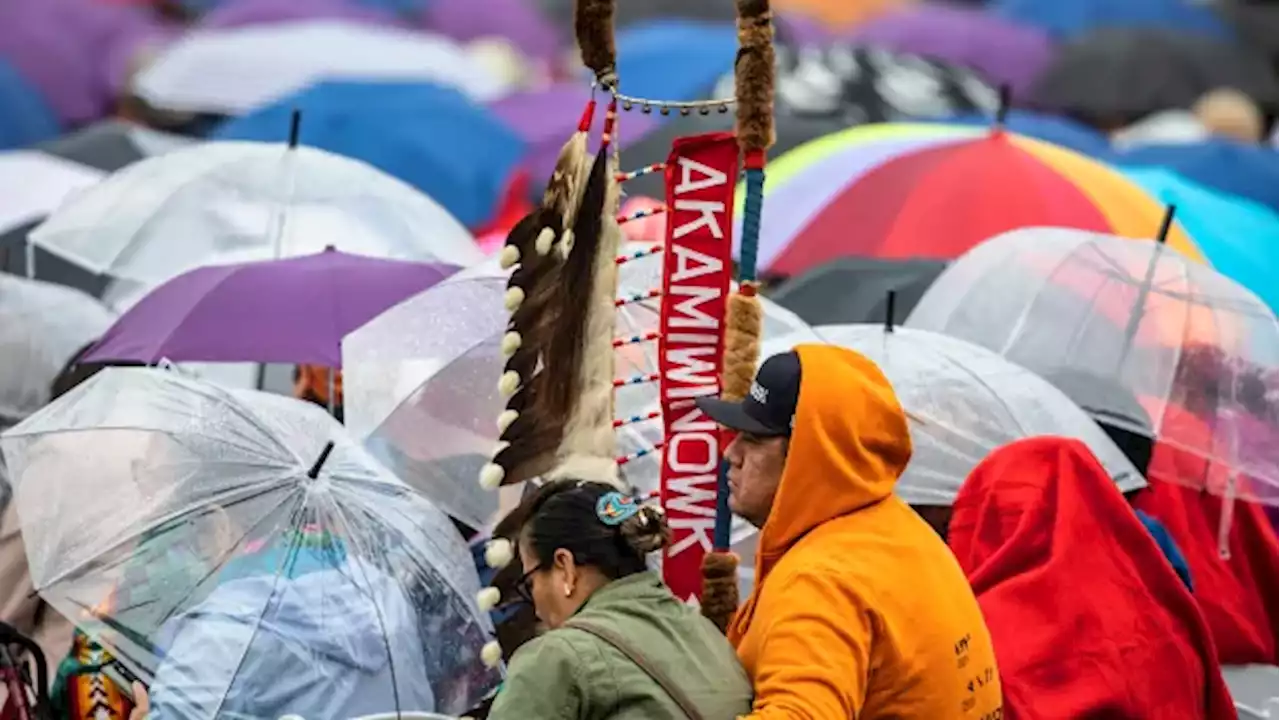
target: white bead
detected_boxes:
[480,640,503,668]
[476,586,501,612]
[534,227,555,255]
[498,370,520,397]
[500,331,522,357]
[498,244,520,270]
[485,537,514,568]
[504,286,525,311]
[558,229,575,258]
[479,463,505,490]
[497,409,519,433]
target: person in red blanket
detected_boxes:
[949,436,1237,720]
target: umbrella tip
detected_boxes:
[288,109,302,149]
[884,290,897,333]
[1156,204,1176,245]
[993,85,1011,131]
[307,441,336,479]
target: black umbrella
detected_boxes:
[0,121,193,295]
[620,43,1000,198]
[1028,28,1279,126]
[535,0,735,32]
[769,257,947,326]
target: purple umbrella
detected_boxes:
[418,0,561,64]
[0,0,164,123]
[489,83,663,182]
[849,3,1056,100]
[200,0,398,29]
[83,249,458,367]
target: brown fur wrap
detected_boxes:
[574,0,616,86]
[734,0,775,154]
[720,284,764,402]
[700,551,741,633]
[493,148,612,485]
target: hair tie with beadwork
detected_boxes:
[596,491,640,526]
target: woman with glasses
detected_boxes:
[486,480,752,720]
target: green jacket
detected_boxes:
[487,572,752,720]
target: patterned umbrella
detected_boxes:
[738,122,1203,277]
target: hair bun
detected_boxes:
[619,505,672,555]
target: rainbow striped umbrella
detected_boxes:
[736,123,1203,277]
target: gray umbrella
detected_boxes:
[1028,28,1279,125]
[0,121,193,295]
[770,257,947,325]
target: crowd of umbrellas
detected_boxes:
[0,0,1277,717]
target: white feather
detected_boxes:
[498,244,520,269]
[504,286,525,311]
[485,537,515,568]
[535,227,555,255]
[476,586,501,612]
[497,409,519,433]
[500,331,522,357]
[481,640,503,667]
[478,463,505,489]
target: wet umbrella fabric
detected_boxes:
[1110,139,1280,212]
[1028,29,1279,124]
[82,250,456,367]
[621,44,999,199]
[990,0,1232,39]
[765,323,1145,506]
[0,59,60,150]
[770,257,946,324]
[28,141,484,285]
[906,227,1279,504]
[214,80,527,228]
[0,368,501,716]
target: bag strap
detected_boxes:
[564,618,706,720]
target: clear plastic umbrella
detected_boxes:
[28,141,484,286]
[0,274,115,427]
[0,367,500,719]
[906,227,1279,505]
[787,323,1144,505]
[342,251,814,531]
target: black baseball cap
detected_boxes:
[695,351,801,437]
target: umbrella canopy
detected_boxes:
[0,275,115,426]
[198,0,396,28]
[925,109,1112,158]
[770,323,1144,505]
[28,140,483,285]
[611,20,740,103]
[342,253,814,530]
[215,80,527,228]
[906,227,1279,504]
[34,119,194,172]
[990,0,1231,39]
[1110,139,1279,212]
[0,152,109,294]
[131,19,510,115]
[0,59,60,150]
[621,45,999,199]
[0,367,501,716]
[771,0,914,28]
[743,123,1202,277]
[1124,167,1278,313]
[770,257,947,326]
[0,0,163,124]
[417,0,562,64]
[82,249,456,367]
[1028,29,1278,124]
[847,3,1056,100]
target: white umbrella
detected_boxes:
[785,323,1144,505]
[0,151,105,238]
[0,275,116,426]
[29,140,484,285]
[342,251,813,532]
[132,20,511,115]
[0,368,500,718]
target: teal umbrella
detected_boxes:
[1123,167,1278,314]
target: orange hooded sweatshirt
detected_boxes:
[728,344,1003,720]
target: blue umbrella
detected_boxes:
[991,0,1232,39]
[929,110,1111,157]
[1125,167,1278,314]
[1110,139,1279,212]
[613,20,739,102]
[0,59,60,149]
[214,80,527,228]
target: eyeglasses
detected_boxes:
[513,564,541,605]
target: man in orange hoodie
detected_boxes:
[697,345,1003,719]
